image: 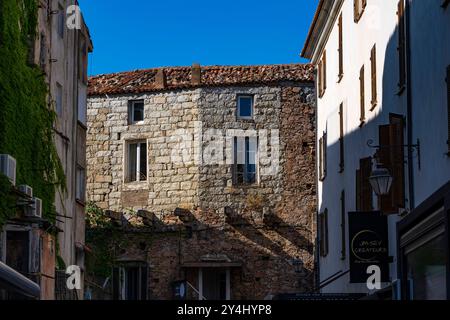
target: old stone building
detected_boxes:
[86,64,316,300]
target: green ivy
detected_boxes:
[0,0,66,227]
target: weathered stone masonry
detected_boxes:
[86,64,316,299]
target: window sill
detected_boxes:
[236,117,255,122]
[129,121,145,126]
[123,180,148,189]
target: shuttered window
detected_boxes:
[447,66,450,154]
[339,103,344,172]
[319,209,329,257]
[319,132,327,181]
[378,116,405,213]
[356,158,373,211]
[354,0,367,22]
[359,65,365,125]
[397,0,406,91]
[318,51,327,97]
[340,190,346,260]
[338,14,344,81]
[370,45,378,109]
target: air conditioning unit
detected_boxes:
[18,185,33,198]
[26,197,42,218]
[0,154,16,186]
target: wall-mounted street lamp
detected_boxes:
[369,166,393,196]
[366,138,420,196]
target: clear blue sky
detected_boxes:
[78,0,318,76]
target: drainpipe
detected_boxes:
[405,0,415,210]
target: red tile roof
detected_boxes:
[88,64,314,96]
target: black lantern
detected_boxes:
[369,166,393,196]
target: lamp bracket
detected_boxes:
[367,139,421,170]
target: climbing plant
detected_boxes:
[0,0,66,227]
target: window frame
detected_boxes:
[232,136,258,186]
[236,95,254,120]
[319,208,329,257]
[318,51,327,98]
[397,0,407,93]
[370,44,378,110]
[125,140,148,183]
[359,65,366,126]
[339,103,345,173]
[129,100,145,125]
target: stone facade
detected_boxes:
[86,64,316,300]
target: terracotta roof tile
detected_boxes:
[88,64,314,96]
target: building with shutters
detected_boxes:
[0,1,92,300]
[302,0,450,299]
[85,64,317,300]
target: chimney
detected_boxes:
[155,68,166,89]
[191,63,201,85]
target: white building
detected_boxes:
[302,0,450,299]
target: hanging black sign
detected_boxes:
[348,211,389,283]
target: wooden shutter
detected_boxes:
[318,64,322,97]
[360,65,365,124]
[356,169,361,210]
[397,0,406,89]
[360,157,373,211]
[323,51,327,92]
[354,0,359,22]
[447,66,450,153]
[323,209,329,256]
[340,190,346,260]
[338,14,343,79]
[371,45,377,108]
[339,103,344,172]
[390,115,405,208]
[319,137,324,180]
[379,125,396,213]
[323,132,327,179]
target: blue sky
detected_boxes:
[78,0,318,75]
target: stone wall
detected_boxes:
[86,82,316,299]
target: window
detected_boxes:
[397,0,406,91]
[318,51,327,97]
[339,103,344,173]
[76,166,85,203]
[319,209,329,257]
[446,66,450,154]
[338,14,344,81]
[318,132,327,181]
[370,45,378,109]
[354,0,367,22]
[113,263,148,300]
[340,190,346,260]
[356,157,373,211]
[126,141,147,182]
[57,4,65,39]
[233,136,257,185]
[128,100,145,124]
[378,115,405,213]
[55,83,63,116]
[359,65,365,125]
[237,95,254,119]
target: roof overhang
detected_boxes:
[301,0,344,63]
[0,262,40,299]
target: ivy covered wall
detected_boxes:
[0,0,65,227]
